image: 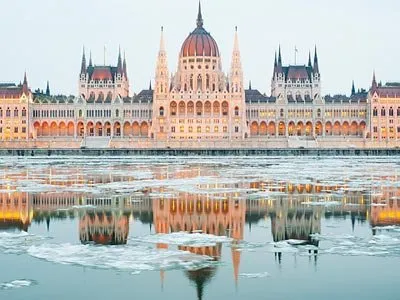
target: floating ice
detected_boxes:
[132,232,232,247]
[301,201,341,206]
[27,243,214,272]
[239,272,270,279]
[0,279,37,290]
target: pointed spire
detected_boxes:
[308,51,312,67]
[278,45,282,66]
[351,80,356,96]
[196,1,204,28]
[371,71,378,91]
[149,80,152,90]
[81,46,87,74]
[123,51,127,78]
[46,81,50,96]
[249,81,252,90]
[117,46,123,73]
[313,45,319,74]
[89,51,93,67]
[22,72,29,94]
[233,26,239,51]
[159,26,165,52]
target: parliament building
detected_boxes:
[1,3,399,149]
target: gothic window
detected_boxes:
[389,107,394,117]
[159,107,164,117]
[206,74,210,90]
[381,108,386,117]
[6,108,10,117]
[14,108,18,117]
[0,108,2,117]
[197,75,202,91]
[397,107,400,117]
[373,107,378,117]
[222,102,229,116]
[317,108,321,118]
[170,102,177,116]
[280,109,284,118]
[190,75,194,90]
[116,109,120,118]
[235,106,239,116]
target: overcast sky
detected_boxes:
[1,0,399,96]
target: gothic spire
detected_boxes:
[351,80,356,96]
[249,80,252,90]
[197,1,203,28]
[46,81,50,96]
[308,50,312,67]
[160,26,165,52]
[81,46,86,74]
[123,51,127,78]
[313,45,319,74]
[149,80,152,90]
[278,45,282,66]
[22,72,29,94]
[117,46,123,74]
[89,51,93,67]
[371,71,378,91]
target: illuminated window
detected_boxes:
[180,126,184,133]
[197,126,201,133]
[214,126,219,133]
[189,126,193,133]
[206,126,210,133]
[223,126,228,133]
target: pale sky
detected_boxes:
[1,0,399,96]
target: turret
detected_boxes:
[22,72,29,95]
[371,71,378,92]
[313,46,320,75]
[230,26,243,94]
[80,46,87,75]
[46,81,50,96]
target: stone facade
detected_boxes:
[0,3,399,149]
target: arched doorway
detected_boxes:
[278,122,286,136]
[87,122,94,136]
[333,121,341,136]
[67,122,74,137]
[342,121,350,136]
[350,121,358,136]
[259,122,267,136]
[296,121,304,136]
[114,122,121,137]
[359,121,366,137]
[50,122,58,136]
[305,121,313,136]
[325,122,332,136]
[140,122,149,137]
[34,122,41,137]
[124,122,132,137]
[133,122,140,136]
[250,121,259,136]
[288,121,295,136]
[77,122,84,137]
[268,121,276,136]
[315,121,323,136]
[104,122,111,137]
[95,122,103,136]
[59,122,67,136]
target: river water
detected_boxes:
[0,156,398,299]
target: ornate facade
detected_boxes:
[0,3,399,148]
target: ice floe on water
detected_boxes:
[239,272,270,279]
[0,279,37,290]
[301,201,341,207]
[0,231,219,273]
[27,243,214,272]
[132,232,232,247]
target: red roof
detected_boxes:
[91,67,113,81]
[181,27,219,58]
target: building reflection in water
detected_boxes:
[3,175,400,297]
[152,193,245,299]
[0,191,32,232]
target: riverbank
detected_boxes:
[1,148,400,156]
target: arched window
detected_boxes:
[381,108,386,117]
[317,108,321,118]
[397,107,400,117]
[22,108,26,117]
[235,106,239,116]
[190,75,194,90]
[6,108,11,117]
[373,107,378,117]
[79,110,83,118]
[197,75,202,91]
[280,108,284,118]
[389,107,394,117]
[0,108,2,117]
[206,74,210,90]
[14,108,18,117]
[116,109,120,118]
[159,106,164,117]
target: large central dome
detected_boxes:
[180,3,220,58]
